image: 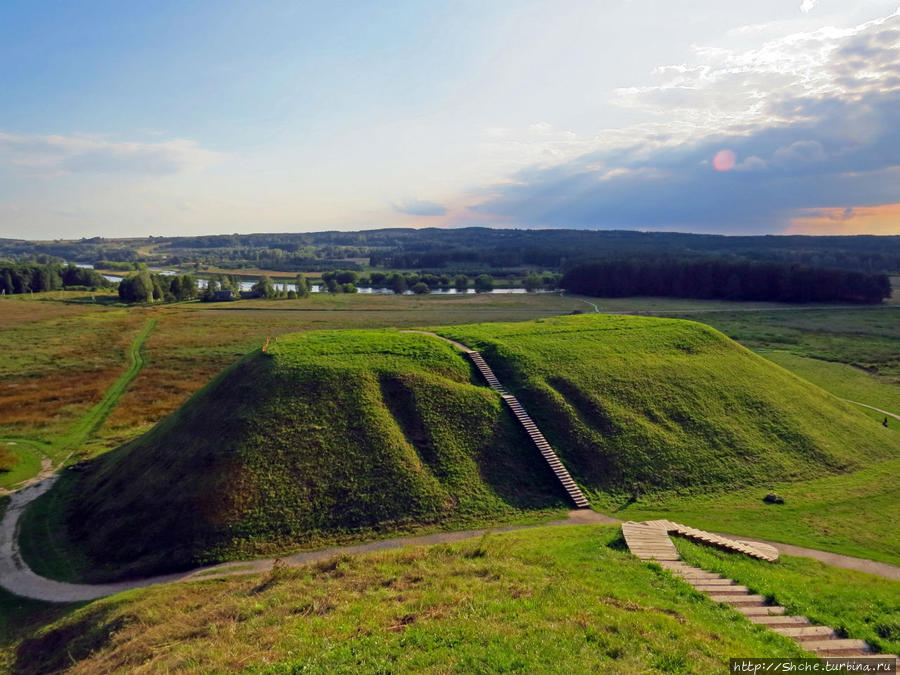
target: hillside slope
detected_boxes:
[28,331,566,581]
[24,316,899,581]
[5,526,811,674]
[439,314,899,495]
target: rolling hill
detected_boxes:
[22,315,900,581]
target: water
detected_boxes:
[100,274,547,295]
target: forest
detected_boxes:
[560,259,892,303]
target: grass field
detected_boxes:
[673,537,900,656]
[609,457,900,565]
[3,525,811,674]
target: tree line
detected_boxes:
[560,259,891,303]
[118,271,199,303]
[0,262,111,295]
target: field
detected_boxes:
[1,525,811,674]
[19,312,900,583]
[3,288,900,672]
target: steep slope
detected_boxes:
[439,314,899,495]
[23,316,899,581]
[28,331,565,581]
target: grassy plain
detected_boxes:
[3,526,809,674]
[673,537,900,656]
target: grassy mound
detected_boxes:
[439,314,899,495]
[5,526,810,674]
[25,315,899,581]
[26,331,566,581]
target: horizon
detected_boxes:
[2,1,900,239]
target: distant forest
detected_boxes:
[0,262,110,295]
[560,259,891,304]
[1,229,899,276]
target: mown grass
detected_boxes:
[602,458,900,565]
[5,525,808,674]
[672,537,900,656]
[440,314,899,495]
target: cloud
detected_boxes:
[800,0,818,14]
[392,199,448,216]
[0,132,222,176]
[787,203,900,234]
[466,11,900,234]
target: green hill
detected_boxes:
[438,315,898,495]
[22,315,899,581]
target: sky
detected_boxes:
[1,0,899,239]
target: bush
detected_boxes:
[0,444,18,472]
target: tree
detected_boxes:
[412,281,429,294]
[295,274,309,297]
[474,274,494,292]
[390,274,408,294]
[453,274,468,291]
[251,275,275,298]
[524,273,542,292]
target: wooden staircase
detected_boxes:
[466,351,589,509]
[623,521,898,666]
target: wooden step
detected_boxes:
[710,594,767,604]
[804,639,870,656]
[735,605,786,616]
[770,625,837,640]
[692,584,748,594]
[748,615,809,626]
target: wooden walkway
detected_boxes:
[623,520,898,665]
[466,351,589,508]
[401,331,589,508]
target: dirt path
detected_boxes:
[3,475,897,603]
[0,477,617,602]
[400,329,474,353]
[842,399,900,422]
[0,318,155,496]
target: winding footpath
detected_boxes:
[0,318,156,496]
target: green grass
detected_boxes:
[4,525,810,674]
[54,317,156,462]
[759,351,900,417]
[609,458,900,565]
[23,314,900,582]
[0,440,43,490]
[440,314,899,495]
[675,307,900,385]
[672,537,900,656]
[24,330,570,582]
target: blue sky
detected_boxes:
[1,0,899,238]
